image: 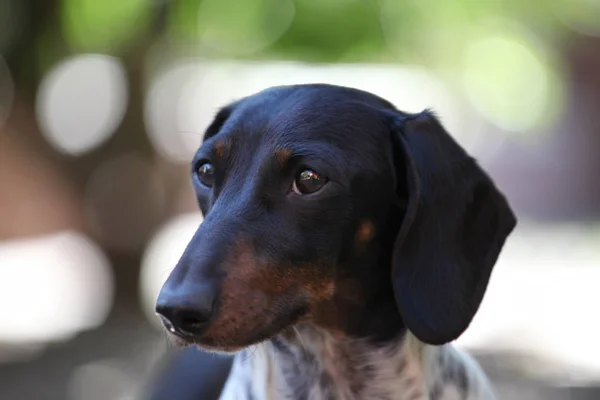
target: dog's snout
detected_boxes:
[155,284,217,337]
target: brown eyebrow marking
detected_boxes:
[274,147,292,167]
[213,140,231,159]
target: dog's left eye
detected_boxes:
[196,162,215,187]
[292,169,328,195]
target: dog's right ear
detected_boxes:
[202,103,238,142]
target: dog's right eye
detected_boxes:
[196,162,215,187]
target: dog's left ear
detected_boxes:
[384,109,517,345]
[202,103,238,142]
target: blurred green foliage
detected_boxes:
[61,0,151,53]
[28,0,596,63]
[168,0,387,62]
[1,0,592,77]
[4,0,600,133]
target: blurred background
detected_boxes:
[1,0,600,399]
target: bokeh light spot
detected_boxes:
[196,0,295,55]
[0,231,114,343]
[144,61,206,163]
[36,54,128,156]
[380,0,470,66]
[553,0,600,38]
[462,22,563,133]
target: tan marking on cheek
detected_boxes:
[255,265,336,302]
[356,220,375,244]
[203,239,337,344]
[202,240,280,343]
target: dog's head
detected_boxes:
[156,84,516,351]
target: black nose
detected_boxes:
[155,284,217,337]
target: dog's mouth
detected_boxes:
[164,304,309,353]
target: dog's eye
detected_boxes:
[196,162,215,187]
[292,169,327,195]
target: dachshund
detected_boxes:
[155,84,516,399]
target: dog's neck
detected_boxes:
[220,323,492,400]
[267,325,429,399]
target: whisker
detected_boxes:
[176,130,204,137]
[293,327,309,354]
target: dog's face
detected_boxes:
[156,84,516,351]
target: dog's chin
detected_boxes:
[165,330,277,354]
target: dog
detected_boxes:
[155,84,516,399]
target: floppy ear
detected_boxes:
[385,109,517,345]
[202,103,238,142]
